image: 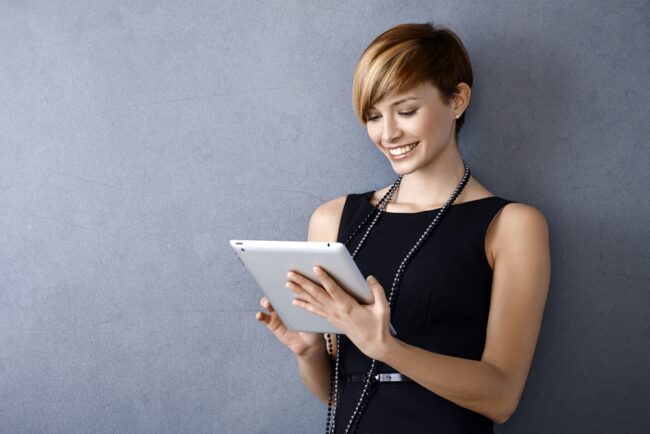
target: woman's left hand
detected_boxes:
[286,266,393,361]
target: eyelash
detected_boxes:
[367,110,417,122]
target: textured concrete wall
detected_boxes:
[1,1,648,433]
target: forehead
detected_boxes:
[367,82,437,110]
[368,96,419,110]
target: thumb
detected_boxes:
[367,275,388,307]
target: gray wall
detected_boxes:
[1,1,648,433]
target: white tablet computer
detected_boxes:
[230,240,396,336]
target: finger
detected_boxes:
[287,281,324,308]
[292,298,328,319]
[256,311,277,328]
[367,275,389,313]
[256,309,290,335]
[313,266,356,304]
[260,296,276,313]
[287,270,328,304]
[287,270,322,289]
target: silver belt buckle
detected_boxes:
[374,373,403,382]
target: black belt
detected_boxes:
[344,372,413,383]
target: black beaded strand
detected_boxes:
[324,160,471,434]
[324,179,401,434]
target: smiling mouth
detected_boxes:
[386,141,419,156]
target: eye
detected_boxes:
[367,110,417,122]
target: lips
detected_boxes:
[384,141,419,150]
[386,141,419,158]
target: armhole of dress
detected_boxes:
[336,191,375,244]
[481,199,518,272]
[336,194,356,243]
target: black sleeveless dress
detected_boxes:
[332,190,517,434]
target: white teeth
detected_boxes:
[388,142,418,155]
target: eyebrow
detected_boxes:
[368,97,420,110]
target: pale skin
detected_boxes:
[256,81,551,424]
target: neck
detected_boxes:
[394,143,468,208]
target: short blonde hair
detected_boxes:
[352,22,473,138]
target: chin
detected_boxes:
[390,162,419,177]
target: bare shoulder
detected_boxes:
[485,202,549,268]
[307,195,348,242]
[494,202,549,239]
[489,202,549,260]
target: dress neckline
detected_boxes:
[362,190,499,215]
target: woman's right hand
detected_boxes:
[256,296,325,358]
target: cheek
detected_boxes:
[367,126,381,144]
[416,113,447,139]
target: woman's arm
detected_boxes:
[377,203,551,423]
[294,195,347,404]
[295,345,333,405]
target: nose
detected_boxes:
[380,116,402,145]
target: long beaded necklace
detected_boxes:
[324,159,471,434]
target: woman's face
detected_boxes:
[365,82,459,175]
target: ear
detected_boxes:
[452,82,471,113]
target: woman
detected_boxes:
[255,22,551,433]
